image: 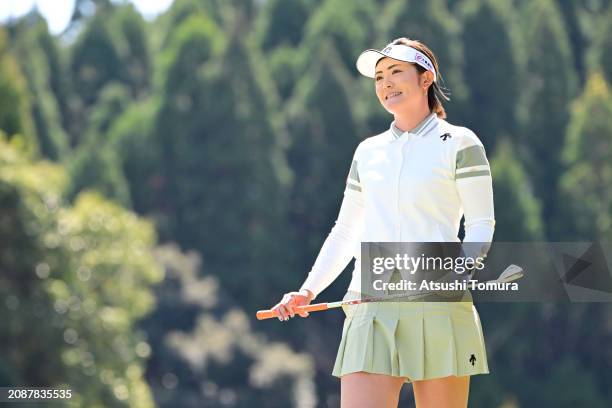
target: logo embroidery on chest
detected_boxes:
[440,133,452,141]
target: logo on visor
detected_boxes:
[382,46,392,54]
[415,53,433,70]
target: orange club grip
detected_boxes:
[256,302,330,320]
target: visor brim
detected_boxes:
[356,49,388,78]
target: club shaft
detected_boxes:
[256,264,523,320]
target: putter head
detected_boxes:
[497,264,524,282]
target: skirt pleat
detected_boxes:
[395,309,424,379]
[371,313,399,375]
[332,298,489,382]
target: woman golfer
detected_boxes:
[271,37,495,408]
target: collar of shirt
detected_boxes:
[390,112,439,140]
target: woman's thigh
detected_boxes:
[412,375,470,408]
[341,372,406,408]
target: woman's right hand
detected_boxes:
[271,289,314,321]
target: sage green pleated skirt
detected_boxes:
[332,292,489,382]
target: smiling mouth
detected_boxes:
[385,91,402,100]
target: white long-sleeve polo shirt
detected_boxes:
[300,113,495,299]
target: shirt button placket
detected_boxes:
[396,134,410,242]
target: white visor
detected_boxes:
[356,44,437,82]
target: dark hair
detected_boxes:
[389,37,450,119]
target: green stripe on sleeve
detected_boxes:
[456,145,489,169]
[348,160,360,183]
[455,170,491,179]
[346,183,362,192]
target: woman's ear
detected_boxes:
[421,71,434,90]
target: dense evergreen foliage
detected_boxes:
[1,0,612,406]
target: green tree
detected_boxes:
[69,0,114,27]
[264,0,379,125]
[70,14,124,107]
[10,15,69,160]
[589,6,612,85]
[557,72,612,240]
[0,135,161,406]
[476,302,612,407]
[490,139,544,241]
[0,29,37,154]
[265,45,305,101]
[153,16,293,310]
[519,0,578,235]
[531,357,609,407]
[66,14,123,146]
[555,0,611,83]
[66,83,132,207]
[140,245,316,408]
[66,4,150,145]
[286,41,365,297]
[152,13,226,241]
[66,140,132,208]
[108,98,160,215]
[254,0,311,52]
[108,5,152,98]
[34,15,72,134]
[157,0,224,50]
[86,82,132,136]
[556,0,588,82]
[459,0,521,152]
[302,0,377,71]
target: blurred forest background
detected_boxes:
[1,0,612,406]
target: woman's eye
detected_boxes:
[375,76,382,81]
[392,69,401,74]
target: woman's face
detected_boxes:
[374,57,432,115]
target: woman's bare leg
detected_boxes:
[341,372,406,408]
[413,375,470,408]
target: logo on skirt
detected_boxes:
[469,354,477,366]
